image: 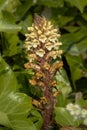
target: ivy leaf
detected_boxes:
[0,0,12,12]
[61,27,87,53]
[55,68,72,96]
[14,0,34,21]
[0,126,12,130]
[0,11,21,32]
[66,53,87,89]
[76,37,87,54]
[29,109,43,130]
[37,0,64,7]
[56,93,68,107]
[0,56,36,130]
[65,0,87,13]
[3,33,20,56]
[54,107,82,127]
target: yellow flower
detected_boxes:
[29,54,37,62]
[32,99,41,108]
[45,42,54,51]
[54,42,62,50]
[34,25,39,30]
[39,35,47,43]
[46,50,62,60]
[43,62,50,70]
[36,71,45,79]
[49,36,58,43]
[52,50,62,59]
[40,97,48,105]
[55,42,62,46]
[45,31,51,36]
[50,80,57,87]
[25,42,32,50]
[36,49,45,57]
[37,30,42,35]
[53,91,59,97]
[28,27,34,32]
[48,21,52,27]
[30,32,37,38]
[32,39,40,48]
[29,79,37,85]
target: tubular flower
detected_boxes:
[24,14,63,130]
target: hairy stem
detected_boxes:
[40,63,55,130]
[42,87,54,130]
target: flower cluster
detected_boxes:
[24,14,63,129]
[25,14,62,62]
[24,14,63,98]
[66,103,87,125]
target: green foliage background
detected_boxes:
[0,0,87,130]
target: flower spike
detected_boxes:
[24,14,63,130]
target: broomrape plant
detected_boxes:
[24,14,63,130]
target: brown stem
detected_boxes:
[41,87,54,130]
[41,69,55,130]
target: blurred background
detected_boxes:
[0,0,87,130]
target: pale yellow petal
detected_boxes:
[45,42,54,51]
[27,27,34,31]
[36,49,45,57]
[39,35,47,43]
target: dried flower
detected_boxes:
[43,62,50,70]
[32,99,41,108]
[29,79,37,86]
[40,97,48,105]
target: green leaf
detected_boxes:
[66,54,87,83]
[56,15,74,27]
[76,99,87,108]
[54,107,82,127]
[14,0,34,21]
[0,0,12,12]
[0,126,12,130]
[61,27,87,53]
[65,0,87,13]
[76,37,87,54]
[55,68,72,96]
[29,109,43,130]
[64,26,79,33]
[0,56,36,130]
[19,14,32,34]
[0,11,21,32]
[37,0,64,7]
[3,33,20,56]
[82,9,87,21]
[56,93,68,107]
[4,0,20,14]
